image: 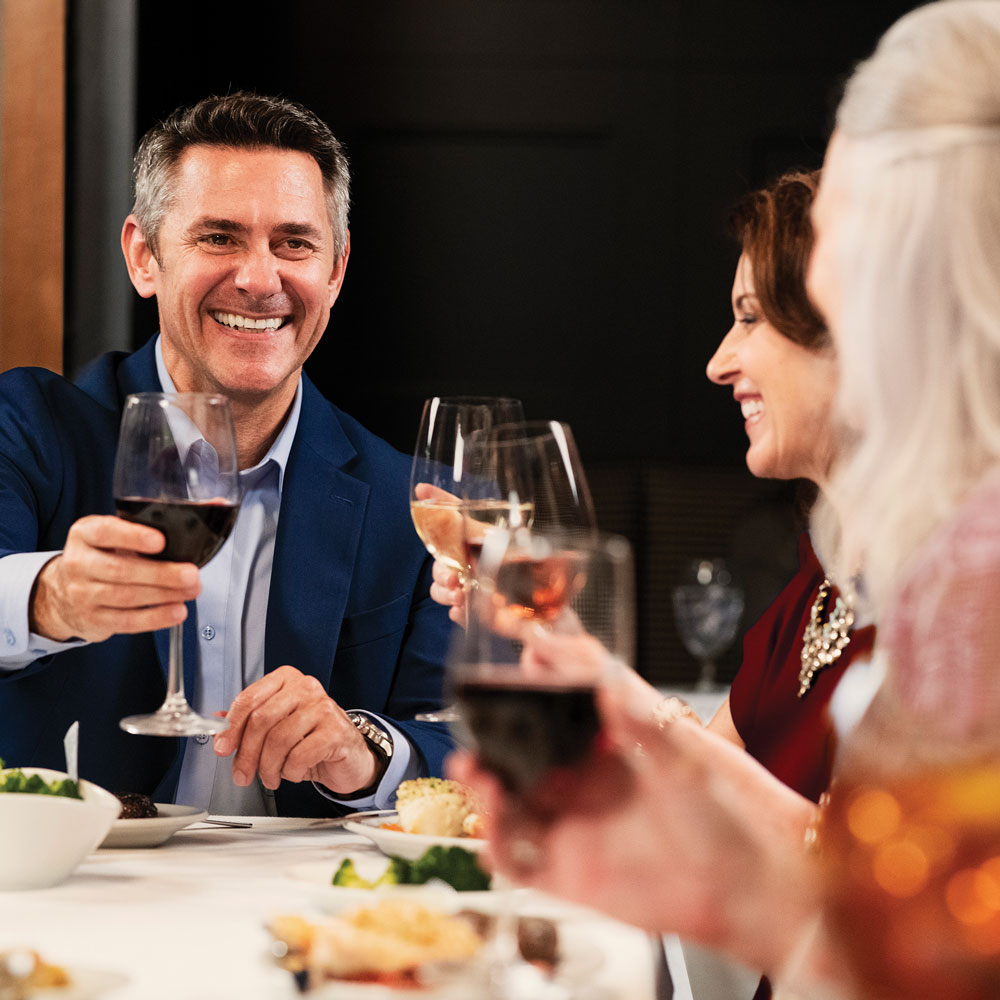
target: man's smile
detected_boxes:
[211,311,287,331]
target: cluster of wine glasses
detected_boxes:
[408,396,634,775]
[409,397,635,997]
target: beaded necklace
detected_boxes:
[798,578,854,697]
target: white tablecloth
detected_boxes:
[0,816,659,1000]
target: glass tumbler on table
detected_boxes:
[113,392,241,737]
[821,692,1000,1000]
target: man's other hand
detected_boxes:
[212,665,381,795]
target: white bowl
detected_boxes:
[0,767,121,890]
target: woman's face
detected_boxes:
[707,253,838,485]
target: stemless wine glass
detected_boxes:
[114,392,242,737]
[821,691,1000,1000]
[672,557,744,692]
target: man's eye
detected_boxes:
[200,233,233,248]
[278,239,314,258]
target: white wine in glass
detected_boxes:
[114,392,242,737]
[409,396,526,585]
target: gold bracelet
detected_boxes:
[803,792,831,852]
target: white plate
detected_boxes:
[270,885,603,997]
[285,858,497,910]
[99,804,207,848]
[30,965,129,999]
[341,811,486,861]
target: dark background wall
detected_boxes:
[70,0,917,686]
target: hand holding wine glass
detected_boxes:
[427,419,599,624]
[114,392,242,737]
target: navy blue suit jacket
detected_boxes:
[0,339,454,815]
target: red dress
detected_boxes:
[729,534,876,805]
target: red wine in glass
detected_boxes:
[454,669,600,796]
[115,498,239,567]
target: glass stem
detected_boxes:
[165,622,188,711]
[696,658,717,691]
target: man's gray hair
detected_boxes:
[132,92,350,260]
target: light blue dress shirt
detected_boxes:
[0,337,420,813]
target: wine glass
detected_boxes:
[469,420,597,537]
[453,528,635,795]
[114,392,242,737]
[409,396,525,587]
[451,528,635,997]
[672,558,744,692]
[410,396,524,722]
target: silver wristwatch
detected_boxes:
[341,712,393,799]
[347,712,394,763]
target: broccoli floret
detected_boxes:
[375,857,412,886]
[332,856,412,888]
[407,846,491,892]
[0,762,80,799]
[331,858,375,888]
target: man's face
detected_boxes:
[125,144,348,402]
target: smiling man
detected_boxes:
[0,93,454,816]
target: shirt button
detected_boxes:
[194,734,210,745]
[201,625,216,641]
[3,629,15,647]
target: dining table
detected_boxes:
[0,814,663,1000]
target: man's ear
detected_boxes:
[121,215,159,299]
[328,229,351,307]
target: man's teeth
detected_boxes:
[212,312,283,331]
[741,399,764,420]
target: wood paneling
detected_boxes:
[0,0,65,373]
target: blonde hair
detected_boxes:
[814,1,1000,615]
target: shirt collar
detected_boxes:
[153,334,301,493]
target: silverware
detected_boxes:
[305,808,397,830]
[197,818,253,829]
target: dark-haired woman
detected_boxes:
[703,170,874,807]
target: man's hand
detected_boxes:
[430,559,467,625]
[212,665,381,795]
[30,515,200,642]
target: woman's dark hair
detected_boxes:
[729,170,828,348]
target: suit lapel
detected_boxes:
[264,378,369,688]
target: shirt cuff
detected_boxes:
[0,551,87,671]
[312,713,423,811]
